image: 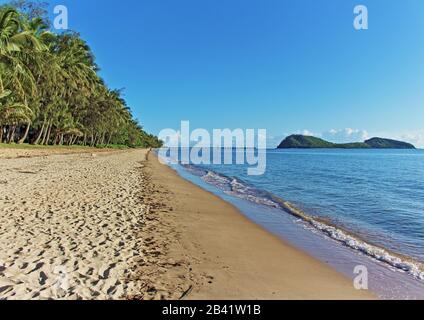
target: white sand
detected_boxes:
[0,149,151,299]
[0,148,374,300]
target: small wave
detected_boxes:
[181,164,424,281]
[281,202,424,280]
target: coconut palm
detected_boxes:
[0,3,162,148]
[0,8,43,97]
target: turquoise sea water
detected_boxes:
[163,148,424,298]
[196,149,424,263]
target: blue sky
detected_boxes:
[4,0,424,146]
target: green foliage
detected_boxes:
[0,2,163,148]
[336,142,370,149]
[364,138,415,149]
[278,135,415,149]
[278,135,334,148]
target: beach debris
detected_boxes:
[179,285,193,300]
[9,168,40,174]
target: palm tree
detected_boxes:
[0,99,33,143]
[0,4,162,148]
[0,8,42,96]
[0,7,44,143]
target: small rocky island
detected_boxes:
[278,135,416,149]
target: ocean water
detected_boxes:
[162,148,424,299]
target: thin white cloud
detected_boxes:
[322,128,369,143]
[398,132,424,148]
[372,131,424,148]
[301,129,316,137]
[269,128,424,149]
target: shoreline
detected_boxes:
[145,152,374,299]
[178,162,424,281]
[168,157,424,299]
[0,148,373,299]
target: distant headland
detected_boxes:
[278,135,416,149]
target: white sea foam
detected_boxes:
[307,219,424,280]
[183,164,424,281]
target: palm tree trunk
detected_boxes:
[18,122,31,144]
[44,123,52,145]
[40,121,50,145]
[0,126,3,143]
[5,126,10,143]
[34,122,46,145]
[53,133,59,145]
[68,135,74,146]
[8,125,16,143]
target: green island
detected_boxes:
[277,135,416,149]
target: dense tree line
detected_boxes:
[0,2,162,148]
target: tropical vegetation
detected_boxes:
[0,1,162,148]
[278,135,416,149]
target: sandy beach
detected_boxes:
[0,148,373,300]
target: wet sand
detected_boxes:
[138,153,374,299]
[0,148,373,299]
